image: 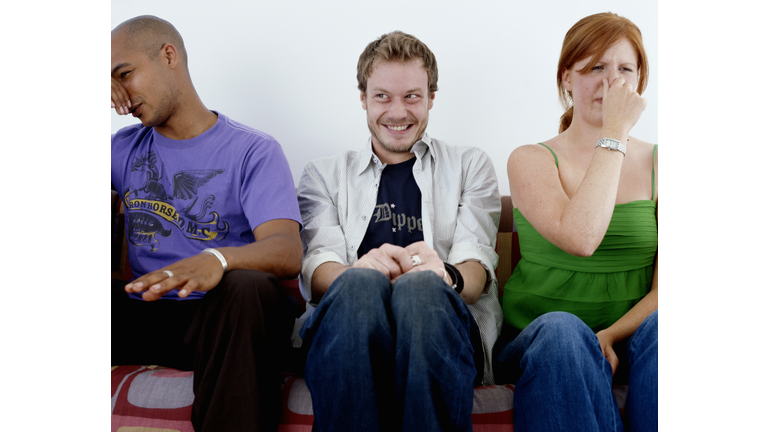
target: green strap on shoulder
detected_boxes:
[652,144,658,201]
[538,142,559,169]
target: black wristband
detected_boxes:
[443,262,464,294]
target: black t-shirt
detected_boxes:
[357,157,424,258]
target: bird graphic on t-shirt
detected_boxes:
[130,151,224,222]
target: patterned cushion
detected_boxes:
[112,366,628,431]
[111,365,194,432]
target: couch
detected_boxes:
[110,194,628,432]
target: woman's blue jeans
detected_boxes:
[299,268,477,432]
[493,310,658,432]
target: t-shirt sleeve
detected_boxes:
[111,125,143,200]
[239,139,302,232]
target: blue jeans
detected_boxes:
[493,310,658,432]
[299,268,477,432]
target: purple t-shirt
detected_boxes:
[111,112,301,300]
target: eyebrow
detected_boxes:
[112,62,130,77]
[371,87,425,94]
[595,57,637,66]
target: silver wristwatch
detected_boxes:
[595,137,626,156]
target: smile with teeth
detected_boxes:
[385,124,411,131]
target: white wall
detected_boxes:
[111,0,657,196]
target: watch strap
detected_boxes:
[596,137,627,156]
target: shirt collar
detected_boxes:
[355,132,434,175]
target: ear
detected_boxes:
[160,43,180,69]
[562,68,572,92]
[428,91,435,110]
[360,91,367,110]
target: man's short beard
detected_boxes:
[369,127,417,154]
[367,115,428,156]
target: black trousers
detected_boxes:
[112,270,294,432]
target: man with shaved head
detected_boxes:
[111,15,303,431]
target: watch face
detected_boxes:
[599,138,619,150]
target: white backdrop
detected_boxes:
[5,3,768,430]
[111,0,657,196]
[3,2,765,430]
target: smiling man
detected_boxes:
[296,31,502,431]
[110,16,303,432]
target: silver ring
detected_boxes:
[410,255,422,266]
[163,270,174,278]
[441,268,447,280]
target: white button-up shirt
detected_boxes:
[297,133,503,385]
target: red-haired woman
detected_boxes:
[493,12,658,431]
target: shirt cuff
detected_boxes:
[447,243,498,294]
[300,251,346,302]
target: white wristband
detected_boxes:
[202,248,228,273]
[440,268,451,286]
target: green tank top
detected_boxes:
[502,143,658,332]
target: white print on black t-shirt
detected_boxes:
[373,203,423,234]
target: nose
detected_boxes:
[608,66,626,85]
[390,97,407,118]
[607,68,620,86]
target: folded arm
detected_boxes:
[510,78,647,257]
